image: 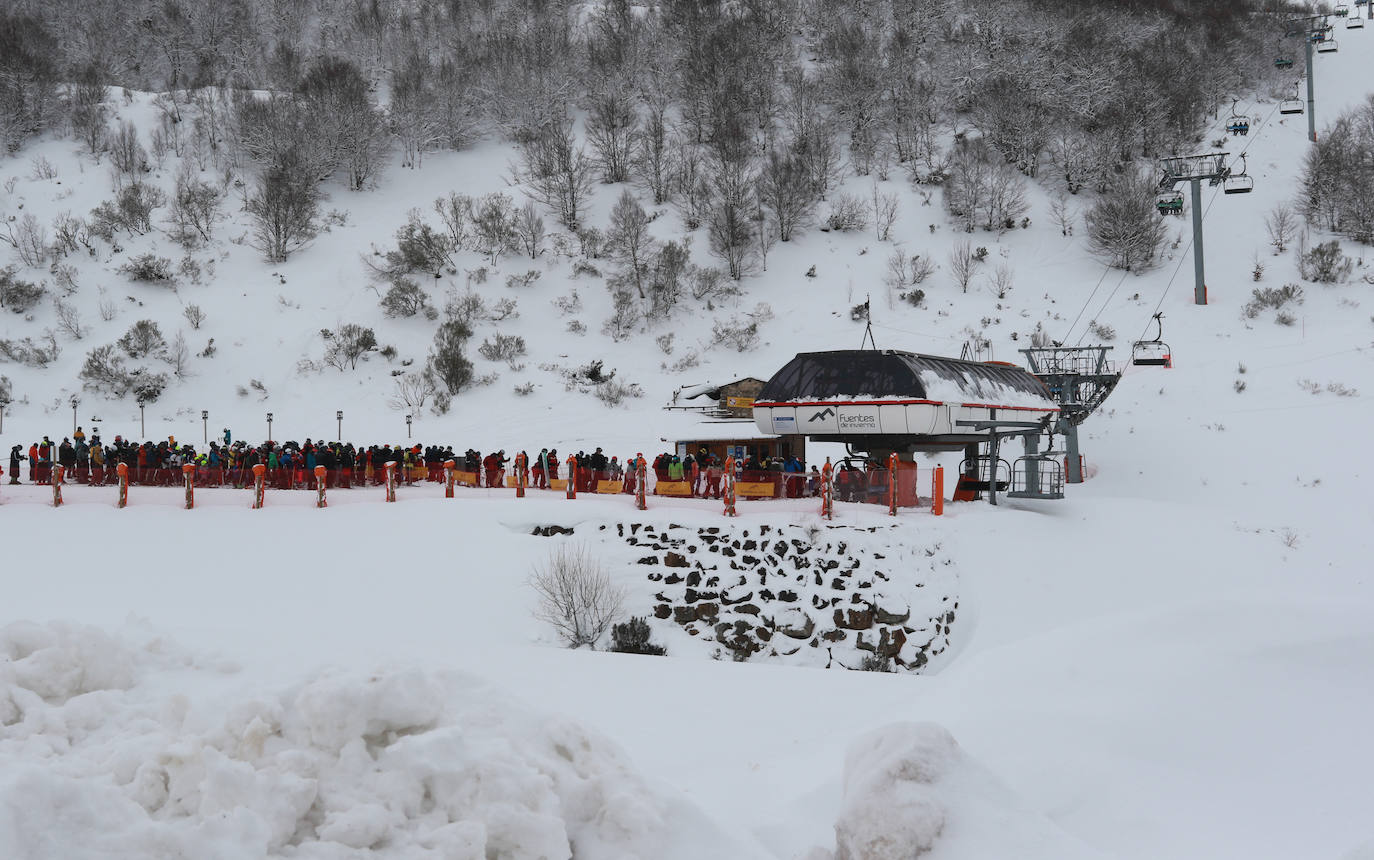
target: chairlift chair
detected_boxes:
[1335,4,1349,16]
[1226,99,1250,136]
[1274,57,1294,68]
[1155,190,1184,216]
[1007,455,1065,500]
[1317,37,1339,51]
[1132,313,1172,368]
[1223,154,1254,194]
[956,455,1010,493]
[1348,14,1364,27]
[1280,85,1304,115]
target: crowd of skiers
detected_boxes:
[7,430,876,501]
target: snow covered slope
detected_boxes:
[3,23,1374,860]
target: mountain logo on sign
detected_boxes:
[809,407,836,422]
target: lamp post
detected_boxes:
[406,414,412,439]
[70,395,79,435]
[336,410,343,442]
[201,410,208,443]
[267,412,273,442]
[138,401,145,438]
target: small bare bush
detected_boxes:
[478,333,528,367]
[183,304,206,329]
[53,296,85,340]
[1243,284,1303,319]
[823,194,868,232]
[529,543,625,648]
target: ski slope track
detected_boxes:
[2,29,1373,860]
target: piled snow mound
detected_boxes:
[834,723,957,859]
[825,723,1105,860]
[0,621,761,860]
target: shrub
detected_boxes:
[823,194,868,232]
[0,333,60,367]
[322,323,378,370]
[1297,239,1353,283]
[594,379,644,406]
[1087,320,1116,341]
[183,304,206,329]
[900,289,926,307]
[859,654,894,672]
[529,543,625,649]
[119,254,175,283]
[505,270,540,289]
[478,333,527,366]
[0,267,44,313]
[380,278,431,318]
[609,617,667,656]
[118,320,166,358]
[427,319,473,393]
[1243,284,1304,319]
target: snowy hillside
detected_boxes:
[4,3,1374,859]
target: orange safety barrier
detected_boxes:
[443,460,456,497]
[821,459,833,519]
[384,462,397,502]
[888,453,898,516]
[252,463,266,508]
[515,452,527,498]
[566,455,577,499]
[932,465,944,516]
[52,464,64,507]
[723,456,736,517]
[117,462,129,508]
[635,454,647,511]
[183,463,196,509]
[315,465,327,508]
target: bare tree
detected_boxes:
[1265,203,1298,254]
[107,120,146,188]
[164,330,190,378]
[585,85,638,184]
[949,241,977,293]
[518,118,595,231]
[1050,190,1076,236]
[757,148,815,242]
[1085,171,1168,271]
[872,184,899,241]
[529,543,624,649]
[168,165,224,248]
[53,296,85,340]
[183,303,206,329]
[298,57,388,190]
[515,200,545,259]
[605,189,654,299]
[634,104,674,204]
[245,150,320,263]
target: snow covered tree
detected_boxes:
[427,319,474,394]
[245,149,320,263]
[1085,171,1168,271]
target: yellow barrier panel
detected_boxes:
[656,481,693,496]
[549,478,568,492]
[736,481,777,498]
[595,481,624,494]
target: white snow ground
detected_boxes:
[3,29,1374,860]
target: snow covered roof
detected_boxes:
[679,378,765,401]
[756,350,1055,409]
